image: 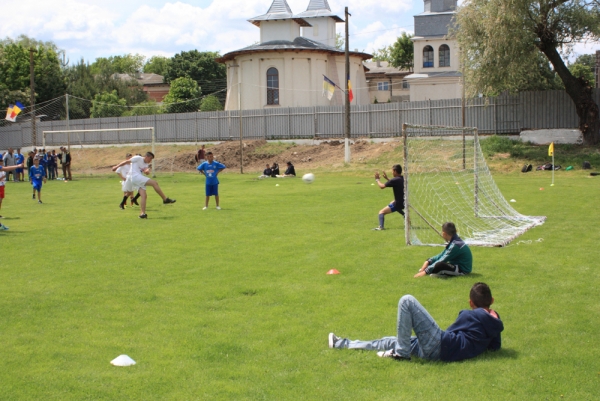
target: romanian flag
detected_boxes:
[548,142,554,156]
[5,101,24,122]
[322,75,335,100]
[347,75,354,103]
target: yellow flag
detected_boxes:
[548,142,554,156]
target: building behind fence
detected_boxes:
[1,90,598,149]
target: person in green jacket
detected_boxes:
[414,222,472,278]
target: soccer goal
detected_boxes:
[402,123,546,247]
[42,127,156,177]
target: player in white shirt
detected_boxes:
[115,153,134,210]
[112,152,176,218]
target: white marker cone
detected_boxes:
[110,354,136,366]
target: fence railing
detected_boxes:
[1,89,598,149]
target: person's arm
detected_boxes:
[216,164,226,176]
[112,159,131,172]
[196,164,206,176]
[0,164,24,172]
[374,171,387,189]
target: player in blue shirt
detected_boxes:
[15,148,25,182]
[197,151,226,210]
[30,157,47,204]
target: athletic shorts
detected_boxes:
[206,184,219,196]
[0,186,4,199]
[33,182,43,191]
[388,201,404,214]
[15,168,23,173]
[125,175,150,192]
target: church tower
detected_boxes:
[295,0,343,48]
[248,0,311,43]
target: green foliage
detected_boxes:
[90,53,145,76]
[569,64,595,86]
[162,77,202,113]
[143,56,171,76]
[370,47,391,62]
[122,100,163,117]
[0,170,599,399]
[90,90,127,118]
[199,94,223,112]
[455,0,600,97]
[165,50,226,96]
[0,38,66,110]
[389,32,414,71]
[573,54,595,69]
[335,33,344,50]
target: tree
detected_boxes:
[90,53,145,76]
[122,100,162,116]
[0,39,66,111]
[165,50,226,97]
[90,90,127,118]
[335,33,344,50]
[456,0,600,144]
[569,54,596,87]
[162,77,202,114]
[370,46,391,62]
[389,32,414,72]
[144,56,171,76]
[200,95,223,112]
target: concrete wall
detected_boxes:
[224,52,369,110]
[301,17,337,47]
[260,20,301,42]
[413,37,459,74]
[409,77,461,101]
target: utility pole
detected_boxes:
[344,6,351,163]
[30,48,36,147]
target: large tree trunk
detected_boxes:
[537,34,600,145]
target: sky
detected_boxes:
[1,0,597,65]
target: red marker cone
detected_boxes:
[326,269,340,275]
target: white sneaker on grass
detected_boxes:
[216,206,221,210]
[377,349,410,360]
[0,224,9,230]
[202,207,207,210]
[328,333,340,349]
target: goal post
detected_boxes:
[42,127,156,177]
[402,123,546,247]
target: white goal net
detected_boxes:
[403,124,545,247]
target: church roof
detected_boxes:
[216,36,371,63]
[248,0,311,27]
[295,0,344,22]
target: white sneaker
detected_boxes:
[216,206,221,210]
[328,333,340,349]
[0,224,9,230]
[202,207,207,210]
[377,349,410,360]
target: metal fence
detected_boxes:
[1,89,598,149]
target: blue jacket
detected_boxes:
[441,308,504,362]
[428,234,473,273]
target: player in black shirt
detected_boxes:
[373,164,404,230]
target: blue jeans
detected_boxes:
[334,295,442,360]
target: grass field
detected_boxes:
[0,168,599,400]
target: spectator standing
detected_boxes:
[26,152,34,182]
[3,148,15,181]
[51,150,59,179]
[59,147,72,181]
[195,145,207,165]
[15,149,24,182]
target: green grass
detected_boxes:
[253,141,296,156]
[1,170,599,400]
[481,135,600,168]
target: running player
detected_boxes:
[30,157,47,204]
[112,152,176,219]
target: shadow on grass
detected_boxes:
[1,216,21,220]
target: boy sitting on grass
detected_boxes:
[329,282,503,362]
[414,222,472,278]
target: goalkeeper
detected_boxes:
[372,164,404,231]
[414,222,472,278]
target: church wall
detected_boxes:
[260,20,301,42]
[409,77,462,101]
[224,52,369,110]
[301,18,337,47]
[413,37,459,74]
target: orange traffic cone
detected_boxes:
[326,269,340,275]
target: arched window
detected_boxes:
[439,45,450,67]
[423,46,434,68]
[267,68,279,105]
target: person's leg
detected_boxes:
[144,179,167,201]
[139,188,147,215]
[62,165,67,179]
[335,336,399,351]
[37,189,42,203]
[67,165,72,180]
[394,295,443,360]
[375,205,393,230]
[215,195,220,207]
[205,196,210,208]
[429,262,463,276]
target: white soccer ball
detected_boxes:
[302,173,315,184]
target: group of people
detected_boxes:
[1,147,72,183]
[327,164,502,364]
[258,161,295,178]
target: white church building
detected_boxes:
[217,0,372,110]
[405,0,463,101]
